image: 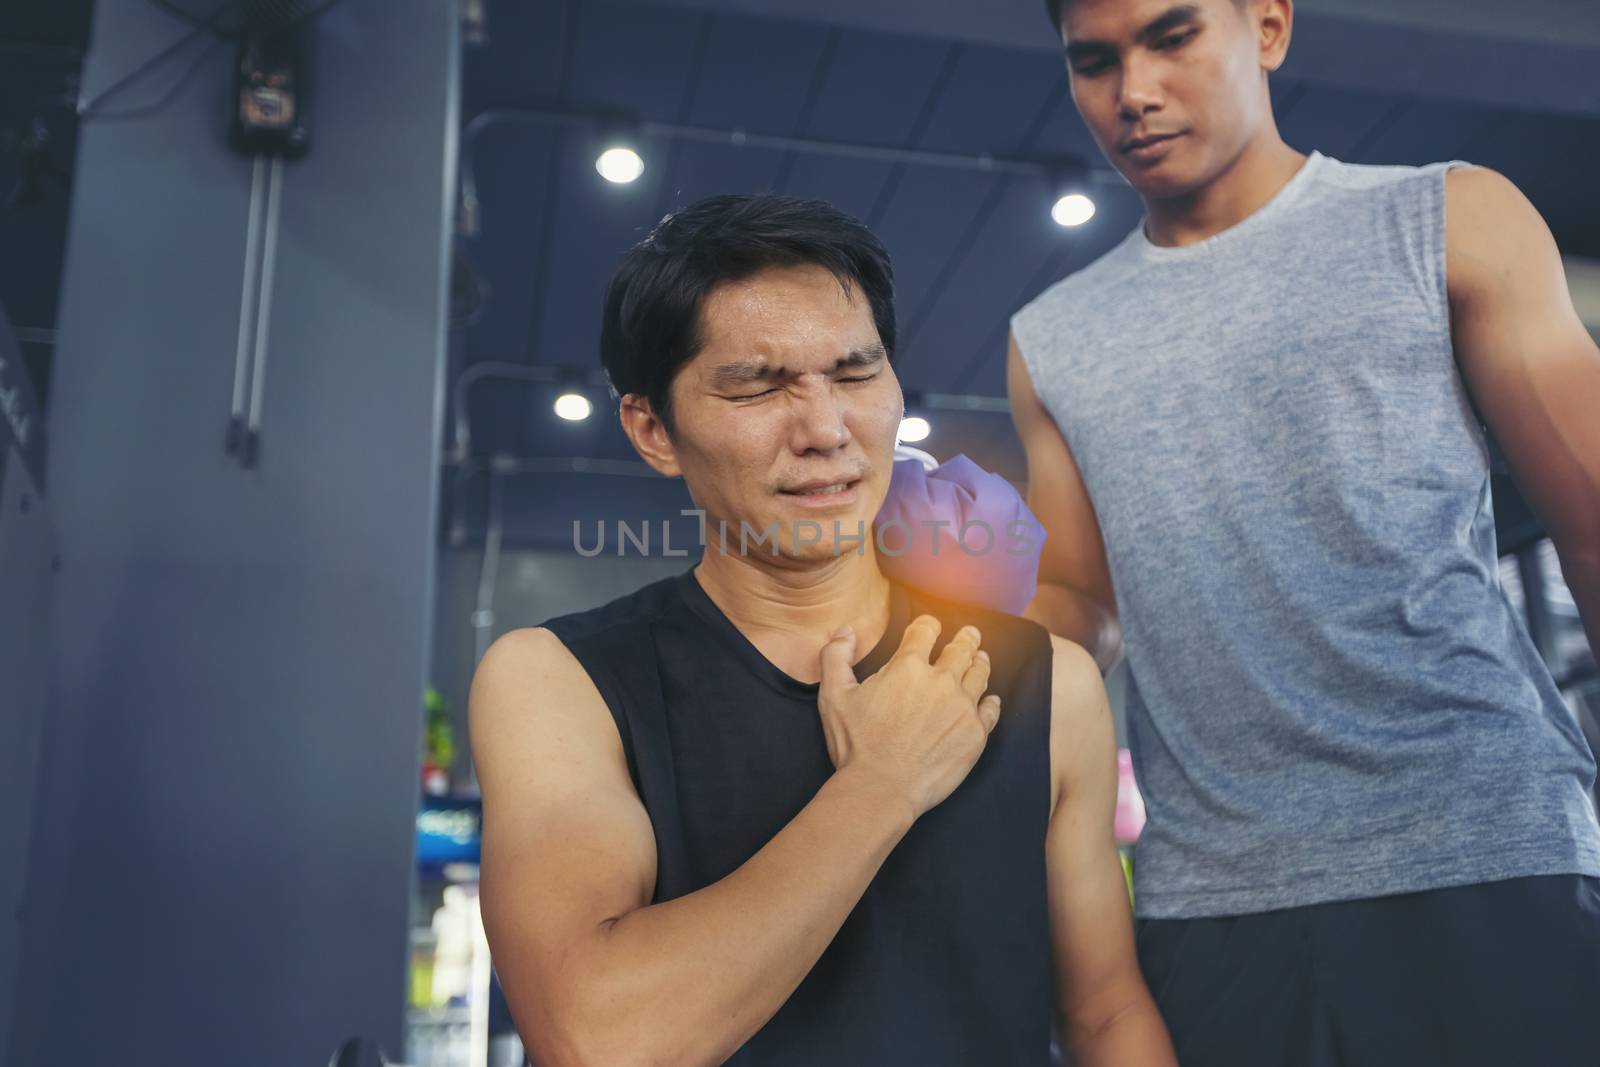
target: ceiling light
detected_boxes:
[595,146,644,184]
[554,393,592,421]
[898,416,931,443]
[1052,192,1096,227]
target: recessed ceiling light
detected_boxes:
[595,146,644,184]
[1052,193,1096,227]
[898,416,931,443]
[554,393,593,421]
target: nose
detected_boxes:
[788,381,852,455]
[1117,53,1164,121]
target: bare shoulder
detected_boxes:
[1045,634,1116,811]
[1047,633,1102,703]
[1445,164,1532,220]
[1445,166,1558,300]
[469,626,575,734]
[469,626,630,797]
[471,625,576,700]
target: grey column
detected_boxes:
[8,1,459,1063]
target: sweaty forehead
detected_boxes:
[696,264,875,363]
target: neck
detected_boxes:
[1142,132,1307,247]
[693,542,893,683]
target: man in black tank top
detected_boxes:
[469,196,1175,1066]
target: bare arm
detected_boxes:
[472,618,999,1067]
[1044,635,1176,1066]
[1447,167,1600,646]
[1007,334,1123,670]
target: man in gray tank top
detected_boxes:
[1004,0,1600,1062]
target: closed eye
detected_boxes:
[1155,29,1197,49]
[728,370,878,399]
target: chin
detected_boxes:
[784,502,880,562]
[1103,137,1205,198]
[1126,161,1209,202]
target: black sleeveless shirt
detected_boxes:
[542,566,1055,1065]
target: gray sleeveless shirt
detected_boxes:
[1012,151,1600,919]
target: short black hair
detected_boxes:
[600,194,896,434]
[1044,0,1246,35]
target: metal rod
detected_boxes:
[1517,546,1557,663]
[446,455,661,480]
[473,467,505,663]
[468,907,492,1067]
[244,156,285,465]
[918,391,1012,413]
[12,327,59,346]
[448,461,478,548]
[651,121,1049,178]
[229,155,267,453]
[458,106,1121,237]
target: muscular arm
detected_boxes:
[1045,635,1176,1065]
[471,627,915,1067]
[1008,335,1123,670]
[1447,167,1600,647]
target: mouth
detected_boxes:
[778,477,863,506]
[780,477,861,496]
[1120,131,1184,157]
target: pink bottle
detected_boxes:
[1114,749,1146,845]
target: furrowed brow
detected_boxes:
[835,344,886,371]
[708,360,784,390]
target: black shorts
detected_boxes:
[1135,874,1600,1067]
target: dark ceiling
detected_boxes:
[3,0,1596,549]
[0,1,93,50]
[443,0,1600,546]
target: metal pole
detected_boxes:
[228,155,267,455]
[243,156,286,467]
